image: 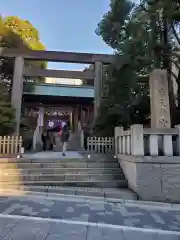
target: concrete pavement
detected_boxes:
[0,194,179,239]
[0,215,180,239]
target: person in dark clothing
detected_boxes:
[49,132,56,151]
[83,126,90,150]
[61,124,70,156]
[41,131,48,151]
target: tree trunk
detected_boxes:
[162,14,177,126]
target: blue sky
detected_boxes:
[0,0,113,70]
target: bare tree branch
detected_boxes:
[172,51,180,57]
[139,3,149,13]
[171,70,178,80]
[171,24,180,45]
[172,59,180,70]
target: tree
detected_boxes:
[82,65,94,86]
[0,83,15,135]
[0,16,46,134]
[0,16,46,94]
[138,0,180,123]
[4,16,45,50]
[94,0,151,135]
[94,0,180,135]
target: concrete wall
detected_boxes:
[118,155,180,203]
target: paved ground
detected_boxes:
[22,151,84,159]
[0,195,180,231]
[0,194,179,239]
[0,215,179,240]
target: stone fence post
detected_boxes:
[80,130,84,149]
[130,124,144,156]
[175,125,180,155]
[114,127,123,155]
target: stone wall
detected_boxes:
[118,155,180,203]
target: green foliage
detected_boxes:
[0,102,15,135]
[0,15,46,93]
[3,16,46,70]
[0,85,15,135]
[3,16,45,50]
[94,63,150,136]
[96,0,134,50]
[0,15,46,134]
[94,0,180,135]
[94,0,150,135]
[82,65,94,86]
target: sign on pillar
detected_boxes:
[11,56,24,135]
[149,69,171,128]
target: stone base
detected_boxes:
[118,155,180,203]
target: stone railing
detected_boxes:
[115,124,180,157]
[115,124,180,202]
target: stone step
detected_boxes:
[1,179,128,188]
[3,173,126,182]
[0,154,128,190]
[0,162,120,169]
[0,158,118,164]
[23,186,138,200]
[5,168,123,175]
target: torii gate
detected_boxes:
[0,48,113,134]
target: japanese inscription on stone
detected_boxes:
[149,69,171,128]
[157,86,169,128]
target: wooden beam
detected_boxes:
[24,67,94,80]
[0,47,114,64]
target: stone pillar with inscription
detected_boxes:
[149,69,171,128]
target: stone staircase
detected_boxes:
[0,152,137,200]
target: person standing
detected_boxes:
[83,125,90,150]
[61,124,70,156]
[49,132,56,151]
[41,130,48,151]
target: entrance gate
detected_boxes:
[0,47,113,135]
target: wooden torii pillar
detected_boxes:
[11,56,24,135]
[94,61,103,120]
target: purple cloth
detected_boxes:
[47,119,66,130]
